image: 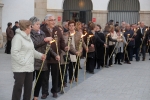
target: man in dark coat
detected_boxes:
[135,21,148,61]
[12,21,19,35]
[124,24,135,62]
[40,14,68,98]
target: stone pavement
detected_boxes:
[0,48,150,100]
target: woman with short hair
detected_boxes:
[29,16,58,100]
[11,20,46,100]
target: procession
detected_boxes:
[3,14,150,100]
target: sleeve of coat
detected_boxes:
[59,31,66,51]
[95,34,105,45]
[108,35,117,42]
[34,49,43,59]
[30,34,46,49]
[49,47,58,57]
[11,35,26,65]
[7,29,14,38]
[69,43,77,55]
[82,38,87,50]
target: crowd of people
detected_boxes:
[5,14,150,100]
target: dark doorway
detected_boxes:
[63,0,92,24]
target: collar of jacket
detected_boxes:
[31,29,44,36]
[15,29,31,41]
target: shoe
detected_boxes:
[89,71,94,74]
[33,97,38,100]
[52,93,58,98]
[97,67,100,69]
[105,66,109,68]
[142,58,145,61]
[41,94,49,99]
[79,66,82,69]
[69,80,72,83]
[63,82,67,87]
[127,62,131,64]
[114,62,117,64]
[75,78,78,82]
[118,63,122,65]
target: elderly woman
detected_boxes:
[11,20,46,100]
[29,17,59,100]
[114,26,127,65]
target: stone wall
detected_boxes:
[139,11,150,26]
[92,10,108,29]
[34,0,47,21]
[0,3,3,48]
[47,9,63,25]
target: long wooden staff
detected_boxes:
[84,34,92,80]
[103,34,109,67]
[60,34,73,94]
[54,32,63,93]
[30,40,55,100]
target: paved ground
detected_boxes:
[0,48,150,100]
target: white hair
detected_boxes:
[44,14,54,20]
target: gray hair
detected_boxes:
[63,21,67,27]
[126,23,130,26]
[45,14,54,20]
[29,16,39,25]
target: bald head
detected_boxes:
[126,23,130,30]
[140,21,145,28]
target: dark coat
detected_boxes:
[6,27,14,41]
[135,28,148,48]
[85,30,95,58]
[30,29,57,71]
[95,31,105,59]
[12,25,19,35]
[41,24,66,63]
[124,29,135,46]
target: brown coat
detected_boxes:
[60,33,77,64]
[6,27,14,41]
[64,31,86,55]
[30,29,57,71]
[41,24,66,63]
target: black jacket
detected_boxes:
[135,28,148,48]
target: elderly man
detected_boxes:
[63,21,69,32]
[124,23,135,63]
[135,21,148,61]
[41,14,68,98]
[120,21,126,32]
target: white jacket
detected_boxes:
[11,29,42,72]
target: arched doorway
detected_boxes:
[63,0,93,24]
[108,0,140,24]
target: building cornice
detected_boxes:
[92,10,108,14]
[139,11,150,14]
[47,9,63,13]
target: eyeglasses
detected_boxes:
[48,19,56,22]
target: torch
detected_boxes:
[60,33,74,94]
[54,31,63,93]
[30,40,55,100]
[70,33,87,88]
[103,34,109,67]
[84,34,93,80]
